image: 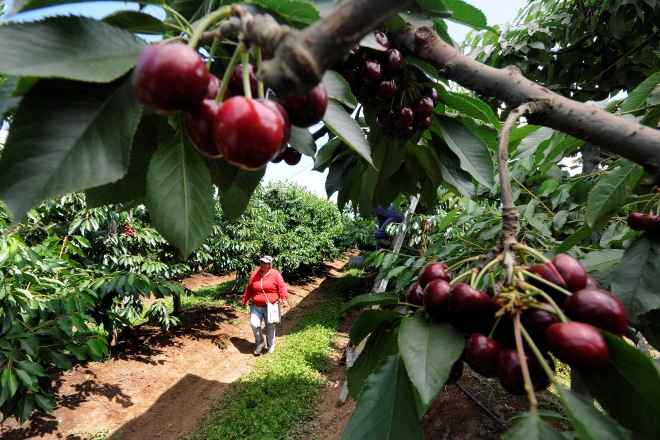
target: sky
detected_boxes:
[1,0,529,198]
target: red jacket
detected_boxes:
[242,268,288,306]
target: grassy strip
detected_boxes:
[184,269,364,440]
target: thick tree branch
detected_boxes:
[392,25,660,179]
[241,0,415,99]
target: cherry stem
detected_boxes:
[255,47,265,100]
[521,269,573,300]
[512,243,552,264]
[473,256,501,289]
[520,325,556,384]
[241,50,252,100]
[216,49,241,104]
[449,270,472,285]
[513,313,539,412]
[187,6,231,49]
[447,255,482,275]
[518,278,569,323]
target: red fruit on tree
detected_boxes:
[642,214,660,234]
[423,86,439,105]
[448,283,490,317]
[627,212,645,231]
[283,147,302,166]
[545,322,609,368]
[383,49,404,76]
[563,288,628,336]
[552,253,588,292]
[392,106,415,128]
[206,74,230,101]
[214,96,284,170]
[229,64,259,97]
[422,278,451,320]
[375,79,398,101]
[496,349,544,395]
[465,334,502,377]
[258,99,291,149]
[361,59,383,82]
[374,31,390,49]
[281,83,329,128]
[414,96,435,120]
[418,261,452,288]
[585,275,600,289]
[133,43,210,114]
[415,116,432,131]
[528,263,569,305]
[184,99,222,158]
[521,302,560,341]
[406,281,424,306]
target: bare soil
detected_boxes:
[1,256,565,440]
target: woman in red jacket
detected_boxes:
[241,255,289,355]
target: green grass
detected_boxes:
[184,269,365,440]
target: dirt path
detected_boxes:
[1,258,355,440]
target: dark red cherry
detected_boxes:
[414,96,435,120]
[374,31,389,49]
[563,288,628,336]
[418,261,452,288]
[465,334,502,377]
[545,322,609,368]
[361,59,383,83]
[259,99,291,149]
[229,64,259,97]
[423,86,439,105]
[383,49,403,76]
[552,254,587,292]
[406,282,424,307]
[642,214,660,234]
[521,302,560,341]
[627,212,645,231]
[496,349,542,395]
[281,83,329,128]
[283,147,302,166]
[448,283,490,317]
[422,279,451,320]
[375,79,398,101]
[528,263,569,305]
[392,106,415,128]
[184,99,222,158]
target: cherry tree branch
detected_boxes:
[392,25,660,181]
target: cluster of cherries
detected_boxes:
[333,31,438,139]
[405,253,628,395]
[132,43,329,170]
[627,212,660,234]
[123,223,135,238]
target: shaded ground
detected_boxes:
[1,256,566,439]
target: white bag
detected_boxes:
[266,299,281,324]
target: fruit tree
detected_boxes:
[1,0,660,438]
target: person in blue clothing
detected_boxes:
[373,204,403,249]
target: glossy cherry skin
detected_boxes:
[283,147,302,166]
[642,214,660,234]
[206,74,230,101]
[496,349,543,395]
[528,263,569,305]
[133,43,210,114]
[545,322,609,368]
[415,117,432,131]
[585,275,600,289]
[281,83,329,128]
[375,79,398,101]
[215,97,284,170]
[423,86,439,105]
[418,261,452,288]
[422,278,451,320]
[627,212,645,231]
[258,99,291,149]
[563,288,628,336]
[361,59,383,82]
[383,49,403,76]
[229,64,259,97]
[521,303,560,347]
[448,283,490,317]
[184,99,222,158]
[392,106,415,128]
[465,334,502,377]
[406,281,424,307]
[552,254,587,292]
[414,96,435,120]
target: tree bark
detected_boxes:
[391,25,660,179]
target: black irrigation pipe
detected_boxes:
[455,380,509,432]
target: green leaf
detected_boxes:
[342,355,424,440]
[586,160,643,227]
[323,70,357,109]
[398,317,464,410]
[349,309,403,346]
[578,332,660,439]
[340,291,400,314]
[556,220,606,254]
[86,338,106,359]
[504,411,565,440]
[437,88,500,128]
[145,134,214,258]
[85,113,164,207]
[323,99,372,166]
[16,360,47,377]
[102,10,170,35]
[289,126,316,156]
[514,126,552,159]
[441,0,487,29]
[611,236,660,320]
[436,139,478,199]
[34,392,56,413]
[251,0,320,27]
[556,386,631,440]
[0,16,145,82]
[620,72,660,113]
[1,368,18,397]
[0,77,141,222]
[0,76,21,117]
[436,116,494,190]
[217,165,266,220]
